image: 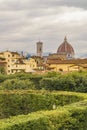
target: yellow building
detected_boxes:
[46,59,87,72]
[24,58,37,73]
[46,37,87,72]
[0,51,37,74]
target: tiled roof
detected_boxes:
[57,37,74,54]
[47,59,87,64]
[10,52,20,55]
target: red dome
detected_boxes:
[57,37,75,55]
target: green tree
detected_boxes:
[2,79,35,90]
[0,66,5,74]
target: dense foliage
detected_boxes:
[0,90,83,119]
[0,66,6,74]
[0,72,87,129]
[1,79,35,90]
[0,71,87,92]
[40,71,87,92]
[0,99,87,130]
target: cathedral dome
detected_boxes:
[57,37,75,59]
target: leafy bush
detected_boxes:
[0,74,8,83]
[0,100,87,130]
[0,66,6,74]
[40,72,87,92]
[1,79,35,90]
[72,73,87,92]
[0,71,87,92]
[40,75,76,91]
[0,90,83,119]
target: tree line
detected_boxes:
[0,71,87,92]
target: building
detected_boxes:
[47,37,75,60]
[30,56,45,71]
[36,41,43,57]
[24,58,37,73]
[46,37,87,72]
[0,37,86,74]
[0,51,37,74]
[57,36,75,59]
[0,51,26,74]
[46,58,87,72]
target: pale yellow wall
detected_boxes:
[0,53,3,58]
[3,52,38,74]
[3,52,20,74]
[3,51,21,59]
[1,51,87,74]
[24,59,31,72]
[24,58,37,72]
[69,65,87,71]
[0,51,25,74]
[48,64,80,72]
[29,58,37,69]
[69,66,80,71]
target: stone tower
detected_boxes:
[36,41,43,57]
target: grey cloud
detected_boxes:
[0,0,87,11]
[0,0,87,57]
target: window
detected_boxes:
[12,54,14,57]
[8,55,10,57]
[59,68,63,72]
[8,65,10,67]
[8,70,10,73]
[11,70,14,73]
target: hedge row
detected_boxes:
[0,90,84,119]
[40,72,87,92]
[0,71,87,92]
[0,100,87,130]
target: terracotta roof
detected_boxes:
[57,37,74,55]
[79,64,87,68]
[47,59,87,64]
[2,51,20,55]
[10,51,25,59]
[10,52,20,55]
[0,53,3,54]
[47,54,64,60]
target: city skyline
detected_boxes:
[0,0,87,58]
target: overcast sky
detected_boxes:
[0,0,87,57]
